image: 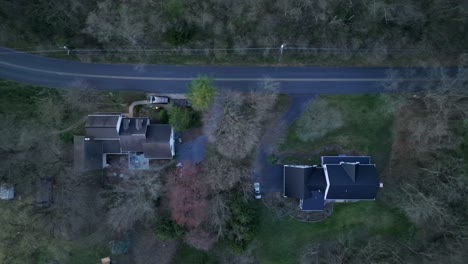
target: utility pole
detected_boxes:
[63,46,70,56]
[276,43,287,72]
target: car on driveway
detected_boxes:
[149,96,169,104]
[171,99,192,107]
[254,182,261,199]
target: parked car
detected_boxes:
[149,96,170,104]
[254,182,261,199]
[171,99,192,107]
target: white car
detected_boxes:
[254,182,261,199]
[149,96,169,104]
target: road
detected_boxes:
[0,47,428,94]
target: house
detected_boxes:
[0,183,15,200]
[74,113,175,171]
[283,156,382,211]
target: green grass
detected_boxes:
[171,244,217,264]
[65,245,111,264]
[282,94,395,169]
[255,202,411,264]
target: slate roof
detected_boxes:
[143,125,173,159]
[321,156,371,165]
[325,164,380,200]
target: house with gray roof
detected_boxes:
[74,113,174,171]
[283,156,382,211]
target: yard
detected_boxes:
[280,94,396,169]
[255,202,411,264]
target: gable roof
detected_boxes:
[321,156,371,165]
[325,164,379,200]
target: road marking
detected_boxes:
[0,60,425,82]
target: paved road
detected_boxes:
[0,47,431,94]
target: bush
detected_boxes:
[188,77,216,111]
[295,98,344,142]
[154,218,185,241]
[225,197,259,252]
[169,107,195,131]
[150,108,169,124]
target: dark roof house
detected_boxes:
[75,114,175,171]
[283,156,382,212]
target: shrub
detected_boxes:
[225,197,259,252]
[295,98,344,142]
[169,106,195,131]
[188,77,216,111]
[154,218,185,241]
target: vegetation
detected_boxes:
[225,197,259,251]
[295,98,344,142]
[204,80,278,160]
[154,218,185,241]
[188,77,216,111]
[168,106,197,131]
[283,94,395,166]
[2,0,468,65]
[255,202,411,264]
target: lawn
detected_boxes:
[255,202,411,264]
[281,94,396,169]
[171,244,217,264]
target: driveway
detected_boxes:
[176,135,208,164]
[252,94,316,193]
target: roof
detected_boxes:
[301,191,325,211]
[325,164,380,200]
[120,134,145,152]
[102,140,121,153]
[284,166,311,199]
[85,114,121,139]
[321,156,371,165]
[143,125,173,159]
[306,167,327,192]
[73,136,104,172]
[284,166,326,199]
[119,118,149,135]
[0,184,15,200]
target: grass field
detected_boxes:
[255,202,411,264]
[281,94,396,168]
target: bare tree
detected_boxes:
[105,171,162,231]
